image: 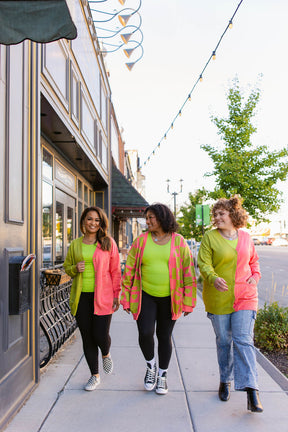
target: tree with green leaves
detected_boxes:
[178,188,210,241]
[201,77,288,221]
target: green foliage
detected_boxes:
[201,77,288,221]
[254,302,288,352]
[177,188,210,241]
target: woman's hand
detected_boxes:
[183,311,191,317]
[214,277,228,292]
[247,276,257,285]
[124,308,131,314]
[76,261,85,272]
[112,298,120,311]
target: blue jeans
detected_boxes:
[207,310,258,391]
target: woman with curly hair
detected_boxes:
[198,196,263,412]
[121,203,197,395]
[64,207,121,391]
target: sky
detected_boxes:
[93,0,288,216]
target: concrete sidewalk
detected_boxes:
[5,295,288,432]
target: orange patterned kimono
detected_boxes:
[121,232,197,320]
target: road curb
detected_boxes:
[256,348,288,393]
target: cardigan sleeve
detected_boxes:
[120,238,138,309]
[109,238,122,298]
[249,237,261,283]
[197,233,219,286]
[63,242,78,278]
[181,240,197,311]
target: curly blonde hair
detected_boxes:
[212,196,248,228]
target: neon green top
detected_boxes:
[141,233,171,297]
[81,242,97,292]
[223,238,238,249]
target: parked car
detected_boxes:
[252,238,261,245]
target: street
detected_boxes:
[256,246,288,309]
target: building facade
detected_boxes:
[0,0,147,428]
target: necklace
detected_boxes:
[151,232,169,242]
[219,229,238,241]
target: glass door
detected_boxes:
[55,189,76,264]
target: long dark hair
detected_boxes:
[144,203,179,233]
[80,206,111,251]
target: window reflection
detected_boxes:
[67,207,73,252]
[43,148,53,180]
[56,201,64,263]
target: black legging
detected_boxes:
[136,290,176,370]
[75,292,112,375]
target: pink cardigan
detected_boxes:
[64,236,121,316]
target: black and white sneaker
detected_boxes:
[103,355,113,374]
[84,375,100,391]
[144,363,157,391]
[156,372,168,395]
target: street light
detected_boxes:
[166,179,183,217]
[89,0,144,70]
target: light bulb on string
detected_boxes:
[139,0,244,169]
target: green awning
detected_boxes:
[112,164,149,219]
[0,0,77,45]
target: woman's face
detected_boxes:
[145,211,161,233]
[83,211,101,235]
[213,208,235,230]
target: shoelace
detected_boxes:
[145,367,156,383]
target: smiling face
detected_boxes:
[145,211,162,233]
[213,208,235,230]
[83,210,101,235]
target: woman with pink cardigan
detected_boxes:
[64,207,121,392]
[198,196,263,413]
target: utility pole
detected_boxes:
[166,179,183,218]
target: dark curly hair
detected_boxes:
[144,203,179,233]
[80,206,111,251]
[212,196,248,229]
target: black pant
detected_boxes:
[75,292,112,375]
[137,290,176,370]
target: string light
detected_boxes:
[139,0,244,169]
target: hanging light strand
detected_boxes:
[140,0,244,169]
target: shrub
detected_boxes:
[254,302,288,352]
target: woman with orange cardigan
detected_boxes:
[121,203,197,395]
[198,196,263,412]
[64,207,121,391]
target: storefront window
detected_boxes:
[42,181,53,267]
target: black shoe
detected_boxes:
[247,388,263,412]
[218,382,231,401]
